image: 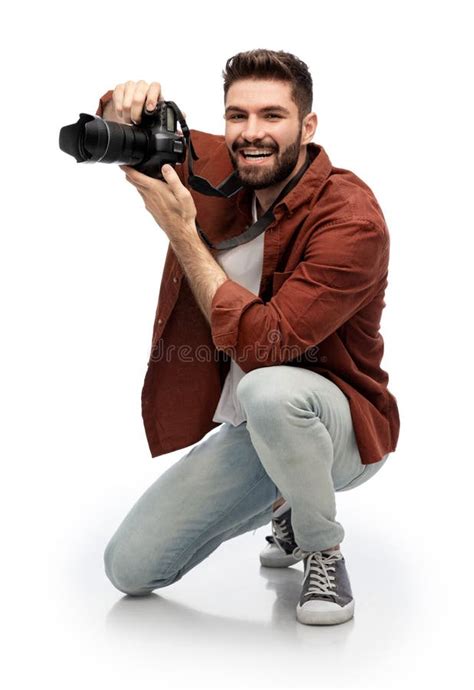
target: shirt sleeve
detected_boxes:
[95,89,113,117]
[210,218,388,373]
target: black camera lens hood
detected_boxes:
[59,113,97,162]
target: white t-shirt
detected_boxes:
[212,193,264,426]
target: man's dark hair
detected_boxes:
[222,49,313,120]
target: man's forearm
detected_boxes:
[170,224,228,324]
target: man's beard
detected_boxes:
[229,126,303,190]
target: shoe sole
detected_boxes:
[296,599,355,625]
[260,552,302,568]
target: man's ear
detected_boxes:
[302,112,318,144]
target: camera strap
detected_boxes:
[196,150,312,251]
[170,102,243,199]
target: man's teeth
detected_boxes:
[241,150,274,159]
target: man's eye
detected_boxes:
[227,114,281,121]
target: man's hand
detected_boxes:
[111,80,162,125]
[120,164,197,241]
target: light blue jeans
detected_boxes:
[104,366,389,596]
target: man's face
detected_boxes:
[224,78,305,190]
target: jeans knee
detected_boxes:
[236,367,294,421]
[104,540,140,595]
[103,539,173,596]
[237,367,277,406]
[236,368,261,403]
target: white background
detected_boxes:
[2,1,473,688]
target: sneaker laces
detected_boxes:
[271,515,292,554]
[293,547,343,598]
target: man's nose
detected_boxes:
[241,116,266,142]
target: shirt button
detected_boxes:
[157,318,163,325]
[172,276,178,283]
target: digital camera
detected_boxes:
[59,101,186,180]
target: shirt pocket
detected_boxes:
[272,270,294,294]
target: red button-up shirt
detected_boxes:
[96,91,400,464]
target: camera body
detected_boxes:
[59,101,187,180]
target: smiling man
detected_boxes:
[225,80,313,204]
[96,49,400,626]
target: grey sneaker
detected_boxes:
[259,504,303,568]
[295,547,355,625]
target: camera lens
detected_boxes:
[59,113,149,165]
[82,119,148,164]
